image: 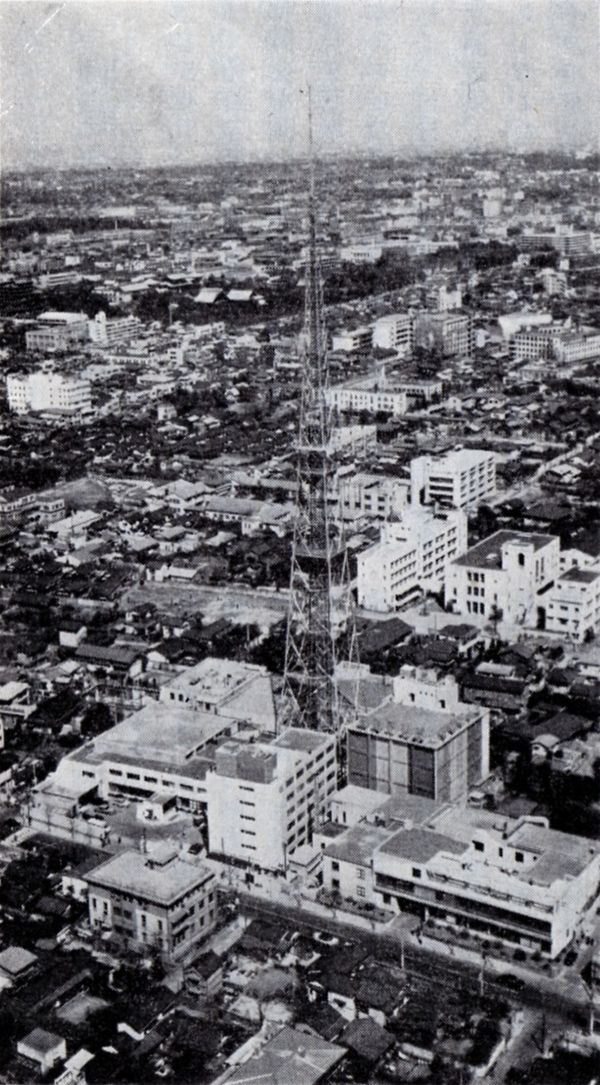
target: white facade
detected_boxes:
[331,326,373,353]
[357,507,467,611]
[89,310,141,346]
[159,658,277,732]
[321,793,600,958]
[25,310,88,351]
[546,568,600,642]
[327,377,408,417]
[335,470,409,524]
[445,529,561,626]
[410,449,496,508]
[7,372,92,415]
[206,728,337,872]
[509,324,564,363]
[554,332,600,364]
[372,313,414,355]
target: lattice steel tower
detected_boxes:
[281,94,357,733]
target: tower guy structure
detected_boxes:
[282,94,357,734]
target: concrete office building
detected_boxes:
[410,449,496,509]
[331,326,373,353]
[372,312,414,355]
[347,698,489,804]
[509,324,565,363]
[335,470,409,525]
[25,311,89,352]
[206,728,337,872]
[89,310,141,346]
[357,506,467,611]
[414,310,473,357]
[158,658,277,732]
[326,375,408,417]
[446,529,561,627]
[86,846,217,963]
[546,567,600,642]
[7,371,92,416]
[322,793,600,957]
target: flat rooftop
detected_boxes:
[454,530,556,570]
[326,823,391,867]
[91,701,235,764]
[379,827,468,864]
[560,567,600,584]
[86,849,212,904]
[352,702,474,747]
[162,657,264,703]
[271,728,332,754]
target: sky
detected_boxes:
[1,0,598,170]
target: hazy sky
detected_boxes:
[1,0,598,169]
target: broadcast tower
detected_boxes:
[281,92,356,734]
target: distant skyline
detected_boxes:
[1,0,599,170]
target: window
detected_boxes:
[515,851,524,863]
[332,878,340,890]
[474,841,484,852]
[357,887,366,898]
[518,553,525,567]
[412,868,421,879]
[358,868,366,880]
[331,861,339,872]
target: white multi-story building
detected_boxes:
[326,376,408,417]
[445,529,561,627]
[86,846,217,963]
[322,793,600,958]
[328,425,377,458]
[159,658,277,732]
[25,310,89,351]
[546,567,600,642]
[7,372,92,415]
[206,728,337,872]
[410,449,496,508]
[357,506,467,611]
[372,313,414,355]
[414,310,473,357]
[335,470,409,525]
[331,327,373,353]
[89,310,141,346]
[509,324,564,363]
[554,331,600,364]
